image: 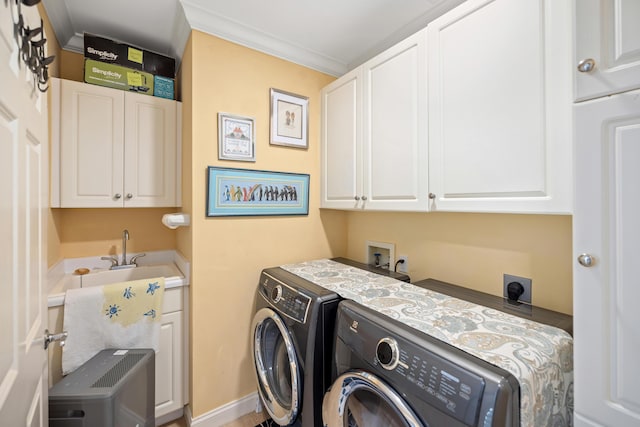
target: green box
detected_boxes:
[84,59,154,95]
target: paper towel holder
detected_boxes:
[162,213,190,229]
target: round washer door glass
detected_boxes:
[252,307,301,425]
[323,371,424,427]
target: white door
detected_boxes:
[362,29,428,211]
[124,92,177,207]
[573,89,640,426]
[321,67,362,209]
[574,0,640,101]
[0,3,49,426]
[427,0,572,214]
[59,78,125,208]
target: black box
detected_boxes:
[84,33,175,78]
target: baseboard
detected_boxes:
[188,392,260,427]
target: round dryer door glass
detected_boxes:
[252,308,301,425]
[323,371,424,427]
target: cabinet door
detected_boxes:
[427,0,572,213]
[573,90,640,427]
[60,80,125,207]
[321,67,362,209]
[575,0,640,101]
[155,310,184,418]
[124,93,177,207]
[362,29,428,211]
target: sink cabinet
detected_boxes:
[47,286,188,422]
[50,78,181,208]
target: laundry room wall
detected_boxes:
[182,30,346,418]
[344,211,573,314]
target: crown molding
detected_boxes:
[180,0,346,76]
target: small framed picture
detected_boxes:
[270,88,308,149]
[218,113,256,162]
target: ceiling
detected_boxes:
[41,0,465,77]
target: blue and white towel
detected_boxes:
[62,277,165,375]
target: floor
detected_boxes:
[160,411,268,427]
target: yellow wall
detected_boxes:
[185,30,345,416]
[345,211,573,314]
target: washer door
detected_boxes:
[323,370,425,427]
[252,307,301,425]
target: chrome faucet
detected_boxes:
[122,229,129,266]
[100,229,145,270]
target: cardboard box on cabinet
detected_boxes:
[84,59,154,95]
[84,33,175,79]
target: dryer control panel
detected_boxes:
[260,272,311,323]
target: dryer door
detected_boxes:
[323,370,424,427]
[252,307,302,425]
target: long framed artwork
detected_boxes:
[269,88,308,149]
[218,113,255,162]
[206,166,310,217]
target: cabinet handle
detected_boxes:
[428,193,436,199]
[114,193,122,199]
[577,58,596,73]
[354,196,360,201]
[361,196,367,201]
[126,193,133,199]
[577,253,595,267]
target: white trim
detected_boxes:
[188,392,260,427]
[180,0,347,77]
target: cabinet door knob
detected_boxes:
[114,193,122,199]
[361,196,367,201]
[577,58,596,73]
[428,193,436,199]
[126,193,133,199]
[354,196,360,201]
[577,253,595,267]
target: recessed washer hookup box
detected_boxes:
[84,59,154,95]
[84,33,175,78]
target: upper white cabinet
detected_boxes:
[321,67,362,209]
[427,0,572,214]
[574,0,640,101]
[321,30,429,211]
[51,78,181,208]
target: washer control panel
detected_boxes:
[393,342,485,425]
[260,272,311,323]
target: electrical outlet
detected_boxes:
[396,255,408,273]
[503,274,532,304]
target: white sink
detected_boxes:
[48,257,187,308]
[80,263,183,287]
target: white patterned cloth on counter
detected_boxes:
[280,259,573,427]
[62,277,165,375]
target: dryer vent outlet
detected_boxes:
[503,274,532,304]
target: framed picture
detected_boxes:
[206,166,310,217]
[218,113,255,161]
[269,88,309,149]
